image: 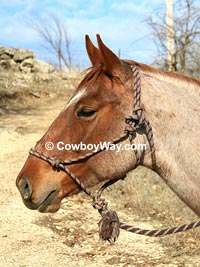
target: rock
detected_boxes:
[0,53,11,60]
[0,59,17,70]
[0,46,56,81]
[13,48,34,62]
[34,60,55,73]
[19,58,35,73]
[20,57,55,74]
[4,48,17,57]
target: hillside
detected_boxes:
[0,46,80,116]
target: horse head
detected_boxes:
[16,35,144,213]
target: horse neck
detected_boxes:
[139,67,200,215]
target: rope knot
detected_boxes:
[98,210,120,242]
[125,106,145,137]
[92,197,108,212]
[92,197,120,242]
[49,158,61,171]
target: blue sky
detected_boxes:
[0,0,166,68]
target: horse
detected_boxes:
[16,34,200,219]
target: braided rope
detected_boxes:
[28,64,200,241]
[29,148,95,199]
[30,132,128,167]
[120,220,200,237]
[30,147,200,238]
[126,65,156,169]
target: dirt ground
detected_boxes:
[1,74,200,267]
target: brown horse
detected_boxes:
[16,35,200,217]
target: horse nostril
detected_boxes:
[18,176,32,200]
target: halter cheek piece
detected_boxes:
[29,65,200,242]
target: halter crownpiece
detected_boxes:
[124,65,156,169]
[29,64,200,242]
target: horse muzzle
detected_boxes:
[16,176,59,212]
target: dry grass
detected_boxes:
[0,68,81,115]
[102,167,200,258]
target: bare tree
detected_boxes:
[166,0,175,71]
[146,0,200,78]
[29,15,72,71]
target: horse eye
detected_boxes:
[77,108,96,118]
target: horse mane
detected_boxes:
[79,60,200,90]
[126,60,200,88]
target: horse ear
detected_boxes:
[85,35,101,66]
[96,34,121,75]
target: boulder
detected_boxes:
[0,59,18,70]
[19,58,35,73]
[13,49,34,62]
[5,48,18,57]
[34,60,55,73]
[0,46,55,78]
[0,53,11,60]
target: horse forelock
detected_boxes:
[78,65,110,89]
[80,60,200,96]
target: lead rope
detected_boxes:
[29,64,200,242]
[29,148,200,240]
